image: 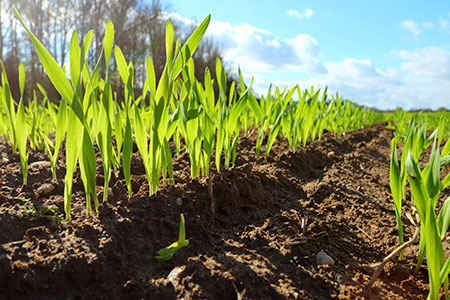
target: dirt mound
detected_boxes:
[0,123,439,299]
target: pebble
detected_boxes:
[36,183,55,196]
[318,181,328,187]
[175,197,183,206]
[97,188,113,198]
[316,251,335,266]
[107,188,113,198]
[327,151,335,158]
[167,265,186,284]
[29,161,51,169]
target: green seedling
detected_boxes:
[155,214,189,261]
[18,197,63,223]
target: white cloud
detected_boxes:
[401,20,422,39]
[248,47,450,110]
[439,19,449,30]
[287,9,314,19]
[400,19,435,39]
[286,34,326,73]
[163,13,324,73]
[300,48,450,110]
[294,59,403,109]
[422,22,433,29]
[206,20,325,74]
[161,11,198,27]
[392,47,450,80]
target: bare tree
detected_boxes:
[1,0,234,103]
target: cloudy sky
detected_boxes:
[164,0,450,110]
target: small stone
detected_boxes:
[36,183,55,196]
[167,265,186,284]
[175,197,183,206]
[316,251,335,266]
[318,181,328,187]
[327,151,335,158]
[29,161,51,169]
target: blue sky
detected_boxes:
[164,0,450,110]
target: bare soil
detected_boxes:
[0,123,448,299]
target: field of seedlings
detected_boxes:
[1,11,450,300]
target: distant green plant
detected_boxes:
[385,109,450,139]
[18,197,63,223]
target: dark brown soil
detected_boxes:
[0,123,447,299]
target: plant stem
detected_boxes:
[367,210,420,288]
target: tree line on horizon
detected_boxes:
[0,0,230,103]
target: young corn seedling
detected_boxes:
[16,63,29,185]
[249,84,272,159]
[311,87,328,141]
[301,90,320,147]
[49,99,68,179]
[37,85,61,174]
[19,197,63,223]
[214,57,229,171]
[71,31,100,217]
[177,58,202,178]
[0,60,18,154]
[405,139,450,300]
[159,15,210,182]
[155,214,189,261]
[114,46,134,198]
[389,118,441,270]
[24,91,39,150]
[222,78,252,168]
[390,136,405,259]
[0,61,30,185]
[213,61,253,169]
[198,68,216,178]
[264,85,296,161]
[16,9,99,219]
[290,87,308,148]
[95,21,115,203]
